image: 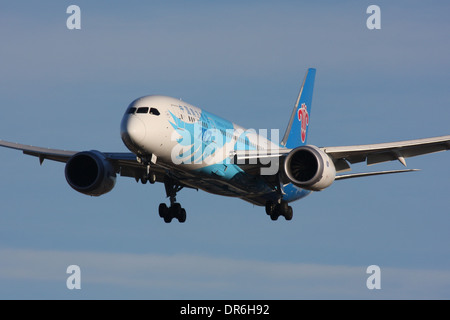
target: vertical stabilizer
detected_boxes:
[281,68,316,148]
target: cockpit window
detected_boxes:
[126,107,137,114]
[127,106,159,115]
[149,108,160,116]
[136,107,149,114]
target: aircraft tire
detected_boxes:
[279,201,289,215]
[171,203,181,216]
[284,206,293,221]
[178,208,187,223]
[159,203,168,218]
[149,172,156,184]
[265,201,275,215]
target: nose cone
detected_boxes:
[121,115,146,151]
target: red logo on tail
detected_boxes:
[297,103,309,143]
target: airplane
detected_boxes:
[0,68,449,223]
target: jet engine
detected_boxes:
[283,145,336,191]
[65,151,116,196]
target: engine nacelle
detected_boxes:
[283,145,336,191]
[65,151,116,196]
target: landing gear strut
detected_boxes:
[265,200,293,221]
[159,176,187,223]
[137,155,157,184]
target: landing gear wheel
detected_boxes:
[148,172,156,184]
[171,203,182,216]
[159,203,168,218]
[270,212,279,221]
[284,206,293,221]
[267,201,293,221]
[159,176,188,223]
[170,203,186,223]
[265,201,275,215]
[279,201,288,215]
[159,203,187,223]
[178,208,187,223]
[159,203,173,223]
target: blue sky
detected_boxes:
[0,1,449,299]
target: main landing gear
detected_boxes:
[159,176,187,223]
[265,200,293,221]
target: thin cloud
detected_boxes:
[1,247,449,299]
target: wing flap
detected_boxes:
[231,149,291,162]
[335,169,420,180]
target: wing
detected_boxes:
[0,140,77,163]
[322,135,450,171]
[231,135,450,180]
[0,140,168,183]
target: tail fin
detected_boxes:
[280,68,316,148]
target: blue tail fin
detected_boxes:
[280,68,316,148]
